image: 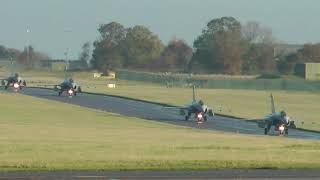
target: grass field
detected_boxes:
[1,70,320,131]
[100,86,320,131]
[1,92,320,171]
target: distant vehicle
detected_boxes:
[54,78,82,97]
[258,93,296,136]
[1,73,26,92]
[164,86,214,123]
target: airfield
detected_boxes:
[1,72,320,179]
[18,87,320,140]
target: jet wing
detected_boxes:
[162,106,190,116]
[257,120,266,128]
[0,78,6,84]
[163,106,189,110]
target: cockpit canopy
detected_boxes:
[280,111,287,118]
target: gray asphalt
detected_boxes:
[1,169,320,179]
[14,87,320,141]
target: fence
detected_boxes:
[116,69,320,92]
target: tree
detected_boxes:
[91,22,127,71]
[242,21,260,43]
[79,41,91,64]
[193,17,243,74]
[0,45,9,59]
[277,43,320,75]
[97,22,127,44]
[17,46,50,68]
[156,38,192,72]
[242,21,276,74]
[92,42,125,71]
[7,48,21,59]
[17,46,35,65]
[301,43,320,62]
[123,25,164,68]
[277,52,303,74]
[214,32,243,74]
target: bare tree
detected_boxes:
[242,21,275,44]
[242,21,277,74]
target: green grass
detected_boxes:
[1,93,320,171]
[1,70,320,131]
[81,84,320,132]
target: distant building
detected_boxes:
[39,60,66,71]
[295,63,320,80]
[38,59,89,71]
[68,60,88,71]
[274,44,303,57]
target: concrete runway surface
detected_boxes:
[13,87,320,140]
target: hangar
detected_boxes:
[295,63,320,80]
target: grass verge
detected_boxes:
[1,93,320,171]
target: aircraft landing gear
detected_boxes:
[185,112,191,121]
[264,124,271,135]
[58,91,62,96]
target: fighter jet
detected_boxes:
[1,73,26,92]
[54,78,82,97]
[258,93,295,135]
[164,86,214,123]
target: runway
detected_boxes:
[1,169,320,179]
[12,87,320,140]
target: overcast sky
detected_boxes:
[0,0,319,59]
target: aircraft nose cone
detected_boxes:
[281,115,290,124]
[201,105,207,112]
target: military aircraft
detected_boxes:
[164,86,214,123]
[54,78,82,97]
[1,73,26,92]
[258,93,295,135]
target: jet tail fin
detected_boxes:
[192,85,196,103]
[271,93,276,114]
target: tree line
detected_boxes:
[2,16,317,75]
[0,45,50,68]
[91,17,320,75]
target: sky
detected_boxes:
[0,0,319,59]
